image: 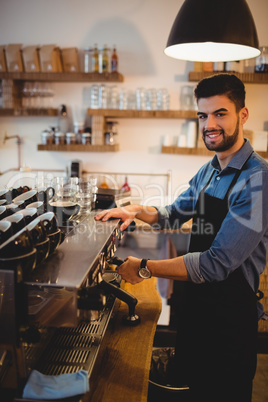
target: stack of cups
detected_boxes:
[187,121,197,148]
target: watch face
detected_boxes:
[139,267,151,279]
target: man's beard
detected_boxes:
[202,118,240,152]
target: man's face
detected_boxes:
[197,95,246,153]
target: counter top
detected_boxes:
[25,212,120,288]
[86,277,162,402]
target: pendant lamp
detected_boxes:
[164,0,260,62]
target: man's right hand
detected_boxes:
[94,205,138,231]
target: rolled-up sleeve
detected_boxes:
[183,252,205,283]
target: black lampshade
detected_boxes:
[164,0,260,62]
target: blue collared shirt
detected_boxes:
[156,140,268,319]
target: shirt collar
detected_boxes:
[211,139,254,171]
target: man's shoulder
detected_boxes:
[248,151,268,173]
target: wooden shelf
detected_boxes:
[0,108,57,117]
[161,145,268,158]
[37,144,119,152]
[189,71,268,84]
[0,71,124,83]
[87,109,198,119]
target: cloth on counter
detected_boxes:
[22,369,89,400]
[157,235,177,299]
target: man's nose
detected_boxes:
[205,114,217,130]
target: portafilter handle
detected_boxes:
[99,273,141,326]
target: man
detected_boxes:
[95,74,268,401]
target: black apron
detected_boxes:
[173,166,258,402]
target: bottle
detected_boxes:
[99,176,109,189]
[58,104,69,134]
[111,46,118,72]
[202,62,213,72]
[83,48,91,73]
[102,45,109,73]
[92,44,99,73]
[255,46,268,73]
[121,176,130,192]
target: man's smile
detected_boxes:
[203,130,223,140]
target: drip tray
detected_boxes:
[25,297,115,378]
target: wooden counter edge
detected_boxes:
[86,277,162,402]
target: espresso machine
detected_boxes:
[0,212,139,401]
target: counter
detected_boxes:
[85,278,162,402]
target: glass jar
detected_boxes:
[81,132,92,145]
[255,46,268,73]
[41,130,54,145]
[54,132,65,145]
[66,132,76,145]
[83,48,91,73]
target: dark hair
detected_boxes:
[194,73,245,112]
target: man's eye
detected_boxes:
[216,113,225,117]
[198,115,206,119]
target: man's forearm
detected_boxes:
[147,256,189,281]
[134,205,159,225]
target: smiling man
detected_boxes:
[95,74,268,401]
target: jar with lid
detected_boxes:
[255,46,268,73]
[106,121,118,144]
[41,130,54,145]
[81,132,92,145]
[84,48,91,73]
[66,132,76,145]
[54,131,65,145]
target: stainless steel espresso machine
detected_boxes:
[0,212,139,401]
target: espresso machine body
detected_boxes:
[0,212,137,399]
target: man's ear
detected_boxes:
[240,107,249,125]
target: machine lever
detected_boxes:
[99,273,140,326]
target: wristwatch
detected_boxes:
[138,259,151,279]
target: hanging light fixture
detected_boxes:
[164,0,260,62]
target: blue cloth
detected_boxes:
[156,140,268,319]
[22,369,89,400]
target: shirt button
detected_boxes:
[216,176,220,181]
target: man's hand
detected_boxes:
[95,204,159,230]
[118,256,144,284]
[94,206,138,231]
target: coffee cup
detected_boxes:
[0,189,13,203]
[0,221,12,244]
[2,213,25,234]
[0,248,37,279]
[0,227,34,258]
[26,217,50,264]
[26,201,45,215]
[47,228,62,255]
[48,201,80,226]
[5,203,21,216]
[11,186,31,199]
[13,190,38,207]
[37,186,55,206]
[39,211,58,234]
[14,208,38,225]
[0,205,7,219]
[26,217,47,244]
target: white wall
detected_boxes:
[0,0,267,203]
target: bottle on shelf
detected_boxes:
[92,44,99,73]
[111,46,118,72]
[102,45,109,73]
[99,175,109,189]
[58,104,69,134]
[121,176,130,192]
